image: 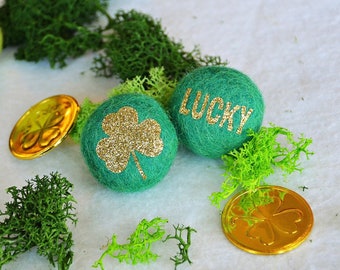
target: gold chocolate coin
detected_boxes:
[9,95,79,159]
[221,186,313,255]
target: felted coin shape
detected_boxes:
[81,94,178,192]
[169,66,264,158]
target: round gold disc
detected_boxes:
[9,95,79,159]
[221,185,313,255]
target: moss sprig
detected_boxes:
[0,0,107,68]
[108,66,177,107]
[93,217,168,269]
[164,224,197,269]
[1,3,226,79]
[93,218,197,270]
[70,67,177,143]
[0,27,3,54]
[210,124,313,209]
[92,9,227,81]
[69,98,100,143]
[0,172,77,270]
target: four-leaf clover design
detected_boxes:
[96,106,164,180]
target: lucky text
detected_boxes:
[178,88,254,135]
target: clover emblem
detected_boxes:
[96,106,164,180]
[231,196,303,246]
[21,106,64,150]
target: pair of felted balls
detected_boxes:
[81,66,264,192]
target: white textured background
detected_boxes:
[1,0,339,269]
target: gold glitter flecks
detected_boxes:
[219,102,241,131]
[192,91,210,120]
[237,106,254,134]
[96,106,164,180]
[206,97,224,125]
[179,88,192,115]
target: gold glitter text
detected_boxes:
[178,88,253,134]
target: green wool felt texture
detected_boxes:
[81,94,178,192]
[170,66,265,158]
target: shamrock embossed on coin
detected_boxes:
[9,95,79,159]
[221,186,313,254]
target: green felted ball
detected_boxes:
[81,94,178,192]
[169,66,264,158]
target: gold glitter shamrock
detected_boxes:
[21,107,64,150]
[232,195,303,246]
[96,106,164,180]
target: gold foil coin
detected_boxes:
[9,95,79,159]
[221,185,313,255]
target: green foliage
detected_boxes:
[93,218,197,270]
[0,0,107,67]
[69,98,100,143]
[93,217,168,269]
[164,225,197,269]
[109,67,177,108]
[92,9,227,81]
[70,67,177,143]
[0,172,77,270]
[0,2,226,79]
[210,125,314,209]
[0,27,2,54]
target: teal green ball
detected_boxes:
[169,66,264,158]
[81,94,178,192]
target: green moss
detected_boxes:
[210,124,313,209]
[0,0,107,67]
[93,218,168,269]
[0,172,77,270]
[109,67,177,108]
[92,9,226,81]
[1,4,226,78]
[69,98,100,143]
[164,225,197,269]
[93,218,197,270]
[70,67,177,143]
[0,28,3,54]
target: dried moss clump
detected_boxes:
[0,0,107,67]
[0,172,77,270]
[92,9,226,81]
[93,218,168,269]
[70,67,177,143]
[69,98,100,143]
[210,125,313,209]
[108,67,177,107]
[1,3,226,80]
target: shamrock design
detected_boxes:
[231,195,303,246]
[96,106,164,180]
[21,105,64,150]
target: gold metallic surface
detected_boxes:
[221,186,313,255]
[9,95,79,159]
